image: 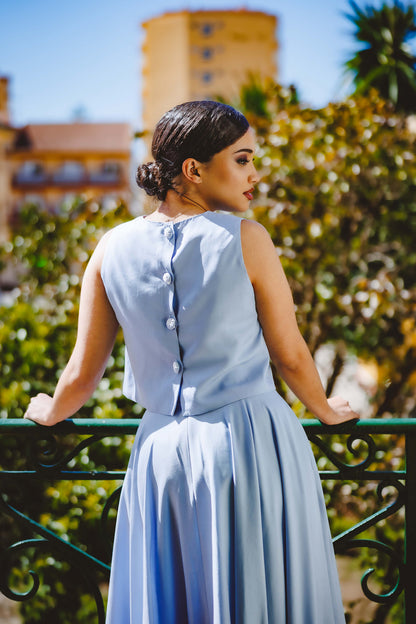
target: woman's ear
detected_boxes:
[182,158,202,183]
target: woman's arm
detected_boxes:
[24,234,119,426]
[241,219,359,425]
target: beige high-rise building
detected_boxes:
[141,9,278,132]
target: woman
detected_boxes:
[25,101,358,623]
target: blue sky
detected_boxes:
[0,0,388,128]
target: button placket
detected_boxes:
[161,225,183,381]
[161,224,176,325]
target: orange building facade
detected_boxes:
[9,122,131,211]
[142,9,278,132]
[0,77,14,240]
[0,77,131,241]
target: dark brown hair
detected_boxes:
[136,101,249,200]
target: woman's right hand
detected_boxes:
[320,396,360,425]
[24,393,58,426]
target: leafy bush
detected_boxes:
[248,85,416,419]
[0,198,141,622]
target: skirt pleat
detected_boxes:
[106,391,345,624]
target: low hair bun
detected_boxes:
[137,102,249,202]
[136,161,169,201]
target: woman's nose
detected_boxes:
[249,165,260,184]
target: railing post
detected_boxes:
[405,432,416,623]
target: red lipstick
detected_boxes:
[244,188,254,200]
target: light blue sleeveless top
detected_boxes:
[101,212,275,416]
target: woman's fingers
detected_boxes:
[24,393,56,426]
[324,396,360,425]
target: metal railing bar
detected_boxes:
[0,471,126,480]
[2,417,416,434]
[1,498,111,574]
[2,416,416,621]
[318,470,406,479]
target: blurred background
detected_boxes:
[1,1,416,622]
[1,0,355,125]
[0,0,359,219]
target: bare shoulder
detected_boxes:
[240,217,270,239]
[240,218,276,252]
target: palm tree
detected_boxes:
[344,0,416,111]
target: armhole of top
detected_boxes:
[238,218,256,289]
[99,229,115,285]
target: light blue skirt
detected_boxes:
[105,391,345,623]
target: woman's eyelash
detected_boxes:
[237,158,251,165]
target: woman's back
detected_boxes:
[101,212,275,416]
[104,212,346,624]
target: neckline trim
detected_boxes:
[140,212,211,225]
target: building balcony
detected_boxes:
[12,172,49,187]
[12,171,126,190]
[1,418,415,622]
[89,171,123,185]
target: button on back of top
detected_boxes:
[166,317,177,330]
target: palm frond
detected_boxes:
[343,0,416,111]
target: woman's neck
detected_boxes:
[146,189,210,223]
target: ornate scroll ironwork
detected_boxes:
[304,419,415,619]
[1,418,415,622]
[0,419,137,623]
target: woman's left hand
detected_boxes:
[24,393,58,426]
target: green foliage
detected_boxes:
[8,550,105,624]
[234,82,413,622]
[344,0,416,112]
[0,197,141,621]
[2,82,415,620]
[247,85,416,419]
[231,75,298,122]
[0,199,141,419]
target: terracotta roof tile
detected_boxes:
[14,122,131,153]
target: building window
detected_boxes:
[103,162,120,175]
[54,161,85,184]
[191,20,223,37]
[202,47,213,60]
[90,162,121,184]
[201,23,213,36]
[16,162,45,184]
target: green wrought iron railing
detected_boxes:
[0,418,415,622]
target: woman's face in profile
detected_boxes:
[197,129,259,213]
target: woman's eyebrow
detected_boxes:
[233,148,254,154]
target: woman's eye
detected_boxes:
[237,158,249,165]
